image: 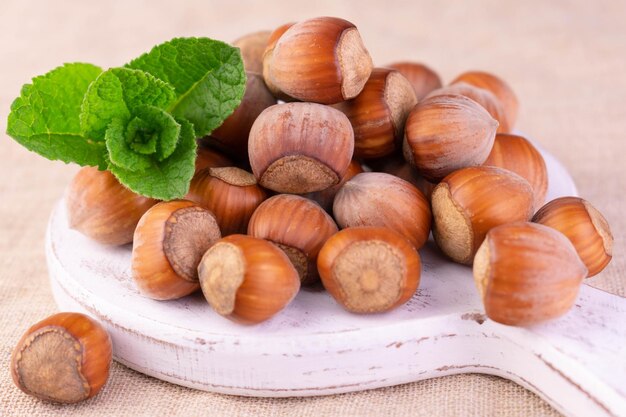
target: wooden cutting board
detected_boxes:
[46,148,626,417]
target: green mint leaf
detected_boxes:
[104,117,152,172]
[80,67,176,141]
[126,37,246,137]
[105,105,181,172]
[6,63,107,168]
[108,118,197,200]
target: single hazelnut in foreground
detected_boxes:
[483,133,548,208]
[194,144,232,174]
[267,17,373,104]
[473,222,587,326]
[387,61,442,100]
[533,197,613,277]
[304,160,364,212]
[334,68,417,158]
[186,167,267,235]
[132,200,221,300]
[334,172,432,250]
[66,167,157,245]
[248,102,354,193]
[317,227,421,314]
[262,22,295,100]
[431,166,535,264]
[248,195,338,285]
[198,234,300,324]
[452,70,519,129]
[427,82,510,133]
[403,94,498,182]
[232,30,271,73]
[211,72,277,159]
[366,154,435,200]
[11,312,112,404]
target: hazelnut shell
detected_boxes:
[335,68,417,159]
[267,17,373,104]
[483,133,548,208]
[248,194,338,285]
[132,200,221,300]
[431,166,535,264]
[317,227,421,314]
[533,197,613,277]
[473,222,587,326]
[248,102,354,194]
[198,234,300,324]
[333,172,432,249]
[187,167,267,235]
[403,94,498,182]
[11,312,112,403]
[387,61,442,100]
[66,167,157,245]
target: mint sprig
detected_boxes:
[7,63,107,169]
[6,37,246,201]
[127,38,246,138]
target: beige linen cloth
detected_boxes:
[0,0,624,415]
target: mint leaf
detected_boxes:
[108,118,197,200]
[80,67,176,141]
[105,105,181,172]
[104,117,152,172]
[126,37,246,137]
[7,63,107,168]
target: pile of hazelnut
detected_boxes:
[11,17,613,404]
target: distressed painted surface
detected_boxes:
[46,149,626,417]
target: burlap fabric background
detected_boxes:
[1,0,624,415]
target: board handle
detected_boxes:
[491,284,626,417]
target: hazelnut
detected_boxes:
[194,144,232,174]
[248,194,338,285]
[366,154,435,200]
[132,200,221,300]
[387,61,442,100]
[483,133,548,208]
[198,234,300,324]
[262,22,296,100]
[432,166,535,264]
[266,17,373,104]
[304,160,364,212]
[402,94,498,182]
[334,68,417,159]
[533,197,613,277]
[473,222,587,326]
[232,30,271,73]
[186,167,267,235]
[211,72,277,159]
[333,172,432,249]
[452,70,519,129]
[66,167,157,245]
[317,227,421,313]
[11,312,111,404]
[427,82,510,133]
[248,102,354,193]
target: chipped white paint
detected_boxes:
[46,149,626,417]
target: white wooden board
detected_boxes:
[46,148,626,417]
